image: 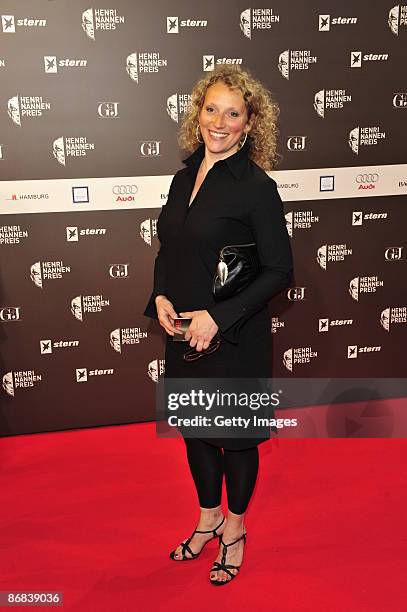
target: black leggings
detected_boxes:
[184,437,259,515]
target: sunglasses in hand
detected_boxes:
[183,336,222,363]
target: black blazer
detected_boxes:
[143,139,293,344]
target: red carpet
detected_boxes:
[0,423,405,611]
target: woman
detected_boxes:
[143,65,293,585]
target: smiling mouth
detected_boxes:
[208,130,229,139]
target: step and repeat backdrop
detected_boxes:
[0,1,406,436]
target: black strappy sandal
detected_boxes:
[169,516,225,561]
[209,531,247,585]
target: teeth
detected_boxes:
[209,130,228,138]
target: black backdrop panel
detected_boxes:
[1,0,406,435]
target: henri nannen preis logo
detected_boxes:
[30,260,71,289]
[71,295,110,321]
[313,89,351,118]
[110,327,148,353]
[317,244,352,270]
[82,7,125,40]
[140,219,157,246]
[349,276,384,302]
[278,49,317,79]
[348,126,386,155]
[148,359,165,382]
[283,347,318,372]
[52,136,95,166]
[380,307,407,331]
[126,51,168,84]
[7,95,51,126]
[240,8,280,39]
[388,5,407,35]
[2,370,42,397]
[166,93,191,122]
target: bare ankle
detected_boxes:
[199,506,224,524]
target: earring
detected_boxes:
[195,124,204,144]
[239,132,248,149]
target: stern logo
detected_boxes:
[352,211,387,225]
[347,345,381,359]
[351,51,389,68]
[76,367,114,382]
[203,55,243,71]
[44,56,87,73]
[1,15,46,32]
[40,339,79,354]
[319,318,353,332]
[66,226,107,241]
[166,16,207,33]
[318,15,357,31]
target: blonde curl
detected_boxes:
[178,65,280,171]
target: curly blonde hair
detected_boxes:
[178,65,280,171]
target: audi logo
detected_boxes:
[112,185,138,195]
[356,174,379,183]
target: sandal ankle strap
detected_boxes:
[195,515,225,537]
[219,531,247,548]
[219,532,246,566]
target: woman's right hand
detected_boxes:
[155,295,181,336]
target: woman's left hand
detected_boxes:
[179,310,219,351]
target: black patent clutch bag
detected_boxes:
[212,243,261,301]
